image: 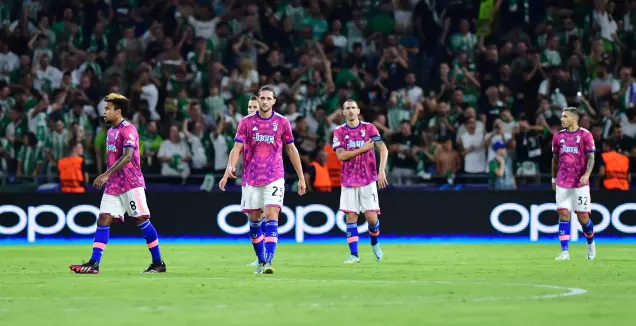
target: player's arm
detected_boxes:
[285,142,306,195]
[335,141,374,161]
[551,153,558,190]
[580,133,596,185]
[375,139,389,188]
[225,141,244,178]
[105,147,133,176]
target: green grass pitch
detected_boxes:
[0,243,635,326]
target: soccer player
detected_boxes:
[245,96,267,267]
[552,107,596,261]
[333,99,388,264]
[69,94,166,274]
[219,86,306,274]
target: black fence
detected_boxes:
[1,191,635,243]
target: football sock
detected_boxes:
[559,220,570,252]
[250,219,266,263]
[138,220,162,262]
[346,223,359,257]
[264,220,278,262]
[369,220,380,246]
[90,225,110,264]
[582,219,595,244]
[260,216,266,235]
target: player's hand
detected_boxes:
[361,140,374,153]
[579,174,590,186]
[93,173,110,189]
[378,171,388,189]
[226,165,237,179]
[219,176,228,191]
[298,179,306,196]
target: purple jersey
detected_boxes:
[552,128,595,188]
[235,112,294,187]
[332,122,381,187]
[104,120,145,195]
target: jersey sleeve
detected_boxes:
[123,126,139,149]
[368,124,382,142]
[234,118,248,143]
[551,134,558,154]
[332,128,343,150]
[282,118,294,144]
[584,131,596,153]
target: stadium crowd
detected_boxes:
[0,0,633,191]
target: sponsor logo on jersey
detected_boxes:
[561,145,579,154]
[347,140,366,149]
[253,133,275,143]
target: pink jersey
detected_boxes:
[552,128,595,188]
[332,122,381,187]
[104,120,145,195]
[235,112,294,187]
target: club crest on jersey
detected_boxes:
[361,129,366,137]
[273,123,278,131]
[576,136,581,143]
[253,133,275,143]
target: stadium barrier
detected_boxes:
[0,191,635,244]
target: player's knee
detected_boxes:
[97,214,113,226]
[364,213,378,225]
[134,216,150,225]
[248,211,262,221]
[576,212,590,224]
[345,213,358,223]
[557,210,571,220]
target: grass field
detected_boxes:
[0,243,635,326]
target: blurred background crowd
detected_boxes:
[0,0,633,192]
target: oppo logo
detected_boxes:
[490,203,636,241]
[217,204,367,242]
[0,205,99,242]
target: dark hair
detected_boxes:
[25,132,37,147]
[564,107,581,119]
[104,93,130,116]
[341,98,357,108]
[258,86,276,98]
[250,95,258,101]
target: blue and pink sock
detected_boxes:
[250,219,266,263]
[264,220,278,262]
[582,218,595,244]
[346,223,359,257]
[559,220,570,252]
[138,220,162,262]
[369,220,380,246]
[90,225,110,264]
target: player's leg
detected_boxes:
[361,182,382,261]
[249,212,267,267]
[574,186,596,260]
[242,184,267,273]
[340,186,360,264]
[70,194,124,274]
[261,178,285,274]
[125,188,166,273]
[555,186,572,260]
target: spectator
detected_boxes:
[16,131,42,181]
[304,148,332,192]
[389,120,418,185]
[434,136,461,179]
[599,140,630,191]
[158,125,191,180]
[458,117,487,175]
[489,141,516,190]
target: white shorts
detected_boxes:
[339,182,381,214]
[556,185,591,213]
[241,178,285,212]
[99,187,150,220]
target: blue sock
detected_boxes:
[250,219,266,262]
[90,225,110,264]
[347,223,359,257]
[260,216,266,236]
[368,220,380,246]
[559,220,570,252]
[138,220,162,262]
[264,220,278,262]
[582,219,595,244]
